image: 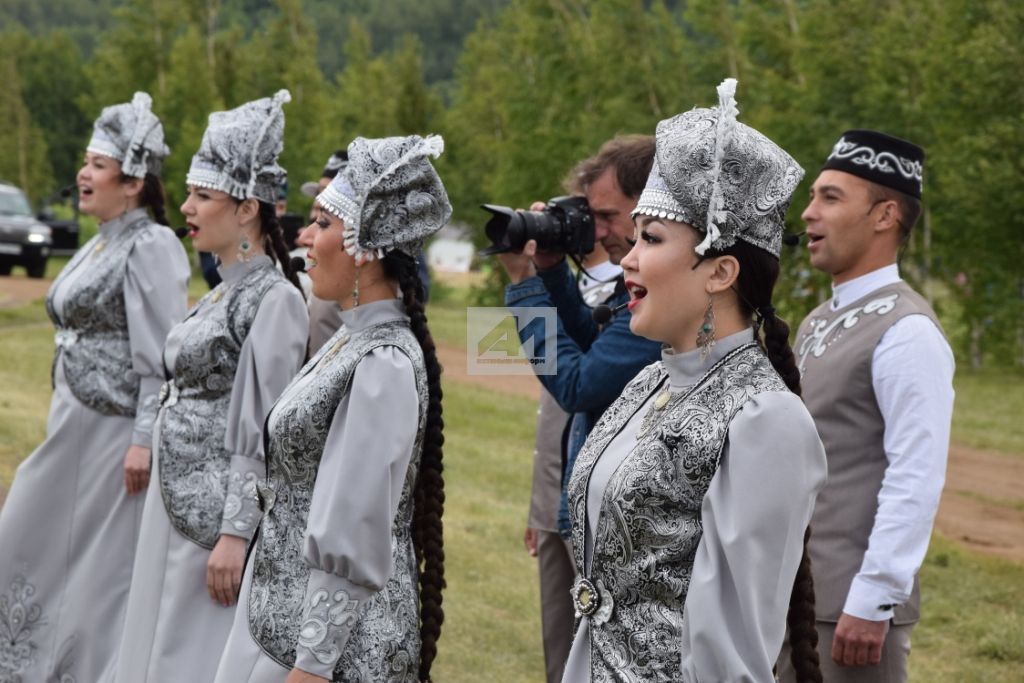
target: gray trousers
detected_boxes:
[777,621,913,683]
[537,529,576,683]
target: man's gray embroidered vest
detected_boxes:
[45,217,153,416]
[568,343,785,681]
[248,321,427,681]
[158,261,284,549]
[795,281,942,625]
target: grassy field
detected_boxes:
[951,368,1024,457]
[1,284,1022,680]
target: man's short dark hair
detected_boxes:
[564,135,655,199]
[868,182,922,245]
[322,149,349,179]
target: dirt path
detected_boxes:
[437,344,541,401]
[3,274,1022,562]
[0,276,50,307]
[934,446,1024,562]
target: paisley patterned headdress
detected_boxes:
[317,134,452,260]
[186,90,291,204]
[632,78,804,258]
[87,92,169,178]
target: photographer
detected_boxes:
[495,135,662,682]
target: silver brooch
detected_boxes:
[571,577,614,625]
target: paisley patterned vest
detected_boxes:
[157,260,284,549]
[568,343,785,681]
[45,214,154,416]
[248,320,427,680]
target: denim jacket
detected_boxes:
[505,259,662,537]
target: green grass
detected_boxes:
[426,298,469,349]
[952,368,1024,456]
[2,291,1023,681]
[0,298,545,681]
[432,381,543,680]
[0,320,53,486]
[911,534,1024,681]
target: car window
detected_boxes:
[0,190,33,217]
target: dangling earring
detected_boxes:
[238,232,253,263]
[697,297,716,362]
[351,264,362,308]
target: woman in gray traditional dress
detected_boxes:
[111,90,309,683]
[214,134,449,683]
[0,93,190,682]
[560,79,828,683]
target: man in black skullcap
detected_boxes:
[779,131,954,682]
[300,149,349,206]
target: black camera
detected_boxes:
[479,196,595,256]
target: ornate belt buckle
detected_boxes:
[54,329,78,349]
[571,577,614,624]
[158,381,178,407]
[256,481,276,512]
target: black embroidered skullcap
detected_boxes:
[300,150,350,197]
[821,129,924,199]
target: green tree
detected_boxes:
[0,44,54,203]
[161,25,223,224]
[235,0,335,215]
[80,0,187,114]
[16,30,91,189]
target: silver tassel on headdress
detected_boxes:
[246,89,291,199]
[695,78,739,256]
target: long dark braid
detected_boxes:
[256,201,304,296]
[758,301,822,683]
[707,237,823,683]
[122,172,169,226]
[383,252,445,682]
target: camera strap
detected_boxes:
[568,252,621,288]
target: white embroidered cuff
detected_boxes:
[132,380,161,447]
[843,575,906,621]
[293,569,372,676]
[219,455,263,540]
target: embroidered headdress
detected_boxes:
[632,78,804,258]
[317,134,452,260]
[87,92,169,178]
[186,90,291,204]
[821,129,924,199]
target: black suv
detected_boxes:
[0,182,53,278]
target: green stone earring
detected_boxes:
[697,298,716,362]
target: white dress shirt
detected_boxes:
[830,264,955,621]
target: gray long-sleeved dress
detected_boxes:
[561,329,828,682]
[112,256,308,682]
[0,209,189,682]
[215,299,425,682]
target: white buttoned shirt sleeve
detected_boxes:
[835,269,955,621]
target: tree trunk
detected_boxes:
[969,318,983,370]
[922,204,933,305]
[207,0,219,70]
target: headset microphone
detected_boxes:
[289,256,308,273]
[782,231,805,247]
[591,301,629,324]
